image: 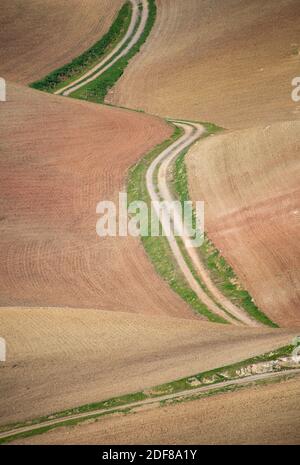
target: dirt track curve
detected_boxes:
[146,121,259,326]
[56,0,148,97]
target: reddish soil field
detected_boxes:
[0,82,195,318]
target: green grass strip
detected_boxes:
[0,407,133,445]
[0,343,297,443]
[70,0,156,103]
[127,123,227,323]
[158,371,296,408]
[151,344,294,396]
[172,122,278,328]
[30,2,132,93]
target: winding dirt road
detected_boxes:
[146,121,259,326]
[55,0,148,97]
[52,1,261,326]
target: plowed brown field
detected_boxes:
[107,0,300,129]
[19,375,300,444]
[0,82,196,318]
[0,306,296,425]
[0,0,123,84]
[1,0,299,444]
[187,121,300,327]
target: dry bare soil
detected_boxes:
[0,0,123,85]
[1,0,300,444]
[0,82,196,318]
[15,376,300,445]
[107,0,300,129]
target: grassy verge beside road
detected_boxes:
[1,343,298,444]
[30,2,132,93]
[127,123,227,324]
[172,123,278,328]
[70,0,156,103]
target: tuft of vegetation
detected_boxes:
[151,344,295,396]
[70,0,157,103]
[172,123,278,328]
[30,2,132,93]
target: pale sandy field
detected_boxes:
[0,306,297,425]
[15,375,300,445]
[187,121,300,327]
[108,0,300,129]
[0,82,199,318]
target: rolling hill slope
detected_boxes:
[107,0,300,128]
[0,81,194,318]
[186,121,300,327]
[0,306,296,425]
[0,0,123,85]
[20,375,300,444]
[1,0,299,444]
